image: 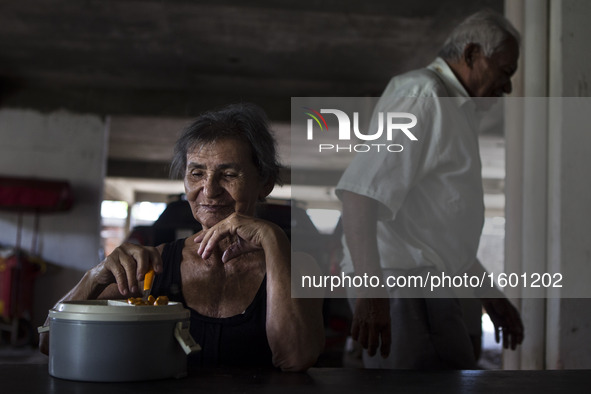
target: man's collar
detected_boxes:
[427,57,471,102]
[428,57,480,122]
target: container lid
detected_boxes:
[49,300,190,322]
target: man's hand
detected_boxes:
[351,297,391,358]
[341,191,391,358]
[481,298,524,350]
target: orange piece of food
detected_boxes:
[126,295,169,306]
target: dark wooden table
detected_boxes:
[2,363,590,393]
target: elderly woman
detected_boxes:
[40,103,325,371]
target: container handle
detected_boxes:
[174,322,201,355]
[37,325,49,334]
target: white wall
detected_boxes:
[505,0,591,370]
[546,0,591,369]
[557,0,591,97]
[0,108,107,328]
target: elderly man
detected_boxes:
[336,10,524,369]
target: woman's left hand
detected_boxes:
[195,212,324,371]
[194,213,274,263]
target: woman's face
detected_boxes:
[184,138,270,229]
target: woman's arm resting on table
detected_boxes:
[266,248,325,372]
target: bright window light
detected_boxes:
[101,200,128,219]
[306,209,341,234]
[131,201,167,223]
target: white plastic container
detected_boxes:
[42,300,200,382]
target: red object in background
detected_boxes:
[0,175,73,320]
[0,176,72,344]
[0,176,73,213]
[0,253,43,321]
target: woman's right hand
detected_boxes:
[39,243,162,356]
[89,242,162,297]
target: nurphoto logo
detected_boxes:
[303,108,418,153]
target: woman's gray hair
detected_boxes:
[170,102,282,185]
[438,9,521,61]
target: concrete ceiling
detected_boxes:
[0,0,504,204]
[0,0,502,119]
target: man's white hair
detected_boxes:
[438,9,521,61]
